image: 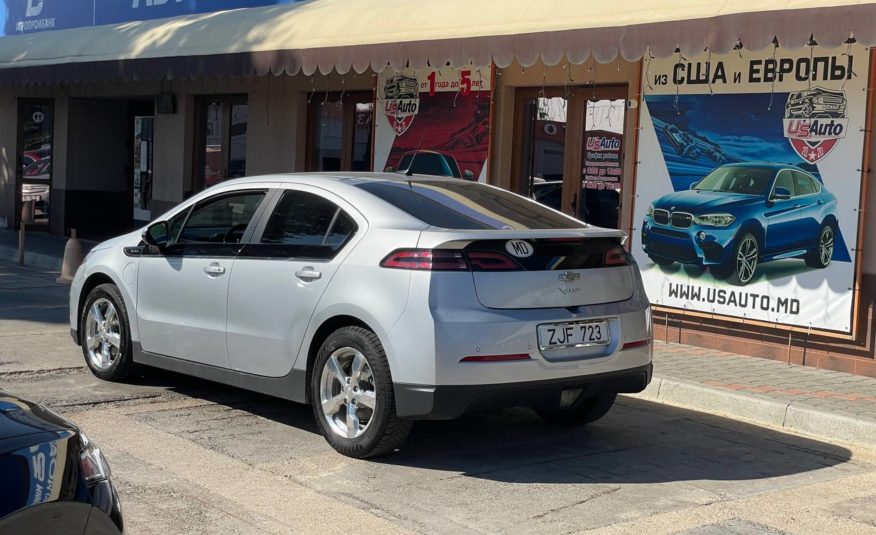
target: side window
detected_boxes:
[166,208,190,245]
[794,172,818,196]
[177,191,265,244]
[773,171,796,198]
[259,190,358,258]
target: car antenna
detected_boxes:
[405,133,427,177]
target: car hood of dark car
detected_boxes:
[0,392,75,451]
[652,189,759,214]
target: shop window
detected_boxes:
[195,95,248,190]
[18,99,53,229]
[515,86,627,229]
[307,92,373,172]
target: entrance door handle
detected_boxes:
[204,263,226,276]
[295,267,322,282]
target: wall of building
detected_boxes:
[0,91,16,229]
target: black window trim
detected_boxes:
[151,188,272,258]
[241,187,360,261]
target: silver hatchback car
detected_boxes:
[70,173,652,458]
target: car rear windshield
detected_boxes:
[356,180,585,230]
[694,166,774,195]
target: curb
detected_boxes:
[0,245,63,271]
[625,376,876,452]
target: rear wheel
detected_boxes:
[805,224,834,269]
[535,393,617,426]
[311,326,412,458]
[80,283,136,382]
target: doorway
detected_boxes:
[132,112,155,226]
[513,85,627,228]
[17,99,54,231]
[306,92,374,171]
[195,95,249,190]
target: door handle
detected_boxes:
[793,204,801,209]
[204,263,226,276]
[295,267,322,281]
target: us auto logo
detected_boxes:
[382,74,420,136]
[783,87,848,164]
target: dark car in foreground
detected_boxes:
[0,392,122,534]
[641,163,838,285]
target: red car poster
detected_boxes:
[374,68,492,181]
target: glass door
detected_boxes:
[133,115,154,224]
[307,92,374,171]
[581,97,626,228]
[195,95,248,190]
[18,99,54,230]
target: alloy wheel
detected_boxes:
[735,236,758,284]
[820,227,834,266]
[85,298,122,371]
[319,347,377,439]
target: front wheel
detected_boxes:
[535,393,617,426]
[80,283,136,382]
[311,326,412,458]
[805,224,834,269]
[723,232,759,286]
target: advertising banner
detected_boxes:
[634,44,869,333]
[1,0,304,36]
[374,68,492,182]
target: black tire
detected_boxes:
[723,232,759,286]
[805,224,834,269]
[79,283,136,382]
[310,326,412,458]
[648,255,674,267]
[536,393,617,426]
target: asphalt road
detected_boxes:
[1,259,875,535]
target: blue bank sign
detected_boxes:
[1,0,303,36]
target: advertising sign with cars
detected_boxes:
[634,44,869,333]
[374,68,492,181]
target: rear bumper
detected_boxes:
[394,362,652,420]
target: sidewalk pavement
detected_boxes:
[0,228,95,271]
[1,249,874,453]
[631,342,876,453]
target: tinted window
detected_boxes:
[166,208,189,245]
[260,190,357,253]
[356,180,583,230]
[694,166,774,195]
[773,171,796,197]
[178,191,265,244]
[794,171,817,195]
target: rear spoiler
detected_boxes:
[417,227,627,249]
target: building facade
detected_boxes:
[0,0,874,375]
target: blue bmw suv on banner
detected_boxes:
[641,163,839,285]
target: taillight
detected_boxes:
[603,245,630,266]
[466,251,522,271]
[380,249,468,271]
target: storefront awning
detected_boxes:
[2,0,876,84]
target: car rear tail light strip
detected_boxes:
[381,245,630,271]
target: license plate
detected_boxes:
[537,320,610,350]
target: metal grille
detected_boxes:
[653,209,670,225]
[671,212,693,229]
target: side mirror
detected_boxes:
[772,187,792,200]
[689,181,699,190]
[384,166,394,172]
[143,221,169,250]
[463,170,475,180]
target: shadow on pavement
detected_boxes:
[132,367,852,485]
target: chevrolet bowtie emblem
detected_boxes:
[558,271,581,282]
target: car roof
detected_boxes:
[216,171,467,187]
